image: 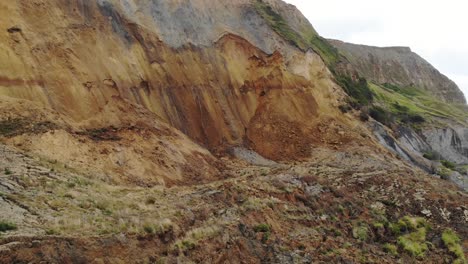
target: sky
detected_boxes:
[283,0,468,101]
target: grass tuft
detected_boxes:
[0,221,17,232]
[442,229,466,264]
[397,227,428,257]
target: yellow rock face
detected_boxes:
[0,0,365,184]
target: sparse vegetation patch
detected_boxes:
[0,221,17,232]
[442,229,466,264]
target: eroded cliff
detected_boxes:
[331,40,468,191]
[0,0,467,263]
[330,39,466,104]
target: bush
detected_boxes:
[389,216,428,235]
[143,224,155,234]
[4,168,12,175]
[441,160,456,170]
[0,221,17,232]
[442,229,466,264]
[389,217,430,258]
[336,76,373,107]
[438,167,452,180]
[254,223,271,243]
[397,228,428,257]
[339,104,352,113]
[423,151,440,161]
[369,106,393,125]
[359,110,370,122]
[352,224,369,241]
[399,113,425,124]
[383,243,398,256]
[253,223,270,233]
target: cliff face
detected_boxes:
[0,0,376,187]
[1,1,468,263]
[0,0,357,160]
[332,40,468,190]
[330,40,466,104]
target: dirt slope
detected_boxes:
[0,0,466,263]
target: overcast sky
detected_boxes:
[283,0,468,101]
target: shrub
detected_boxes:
[399,113,425,124]
[397,227,428,257]
[352,223,369,241]
[389,217,430,258]
[383,243,398,256]
[441,160,456,170]
[359,110,370,121]
[336,76,373,107]
[181,240,196,250]
[254,223,271,243]
[393,102,409,112]
[0,221,17,232]
[442,229,466,264]
[339,104,352,113]
[0,118,24,137]
[253,223,271,233]
[4,168,12,175]
[143,225,155,234]
[145,197,156,205]
[438,167,452,180]
[369,106,392,125]
[423,151,439,161]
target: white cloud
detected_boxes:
[283,0,468,101]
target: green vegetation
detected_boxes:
[383,243,399,256]
[441,160,456,170]
[45,228,60,235]
[438,167,453,180]
[143,224,155,234]
[254,223,271,243]
[352,223,369,241]
[253,0,312,51]
[370,83,468,125]
[4,168,12,175]
[389,216,428,235]
[397,227,429,258]
[146,196,157,205]
[337,76,373,107]
[253,0,373,107]
[0,118,24,137]
[442,229,466,264]
[387,216,431,258]
[423,151,440,161]
[253,223,271,233]
[309,35,340,67]
[0,221,17,232]
[369,106,393,126]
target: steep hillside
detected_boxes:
[0,0,364,162]
[330,40,468,191]
[0,0,467,263]
[330,40,466,104]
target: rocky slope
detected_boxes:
[0,0,467,263]
[1,143,467,263]
[0,0,361,164]
[0,0,356,188]
[330,40,468,192]
[330,40,466,104]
